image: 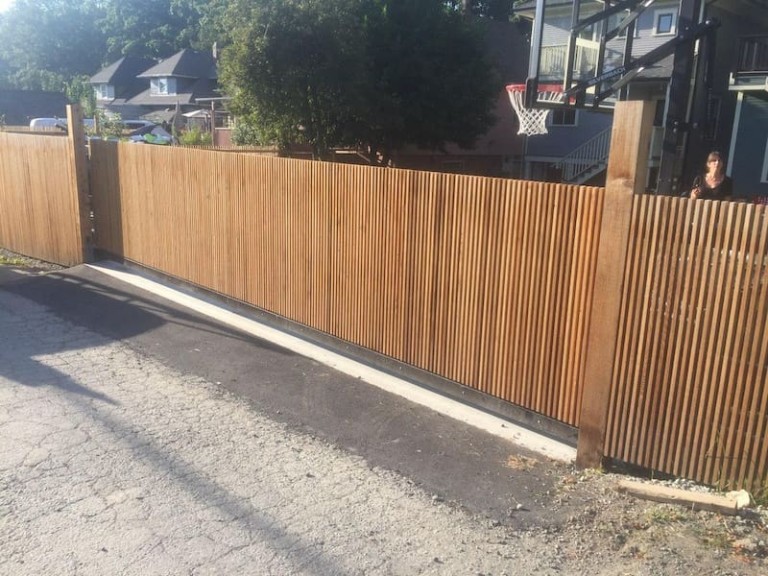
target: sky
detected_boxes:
[0,1,13,14]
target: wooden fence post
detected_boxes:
[66,104,92,262]
[576,100,655,468]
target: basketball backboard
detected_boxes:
[524,0,638,110]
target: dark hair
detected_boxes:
[706,150,725,164]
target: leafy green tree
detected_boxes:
[363,0,497,164]
[220,0,370,159]
[66,76,98,118]
[445,0,513,20]
[220,0,497,164]
[0,0,107,86]
[100,0,193,61]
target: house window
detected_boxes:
[549,108,578,127]
[761,137,768,183]
[653,9,677,36]
[150,77,177,95]
[94,83,114,100]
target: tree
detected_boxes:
[100,0,197,61]
[0,0,223,90]
[220,0,371,158]
[445,0,513,21]
[363,1,498,164]
[0,0,107,89]
[220,0,497,163]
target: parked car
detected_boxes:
[29,118,67,130]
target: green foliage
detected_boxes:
[101,0,201,61]
[87,110,125,141]
[231,114,269,146]
[0,0,107,83]
[444,0,513,20]
[66,76,97,117]
[0,0,223,89]
[220,0,497,163]
[178,125,213,146]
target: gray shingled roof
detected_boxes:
[90,56,156,84]
[137,49,217,80]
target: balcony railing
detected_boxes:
[540,41,625,83]
[734,35,768,74]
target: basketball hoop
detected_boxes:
[506,84,564,136]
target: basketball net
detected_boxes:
[506,84,564,136]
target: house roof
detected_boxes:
[137,49,217,80]
[0,90,69,125]
[90,56,156,84]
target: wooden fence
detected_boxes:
[2,103,768,492]
[607,196,768,489]
[0,111,87,266]
[89,142,603,429]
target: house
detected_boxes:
[90,55,155,119]
[513,0,768,198]
[727,25,768,200]
[90,49,219,127]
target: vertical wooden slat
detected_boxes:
[8,120,768,491]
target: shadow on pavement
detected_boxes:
[0,263,581,530]
[0,269,353,575]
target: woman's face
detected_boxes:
[707,156,723,172]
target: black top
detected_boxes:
[691,175,733,200]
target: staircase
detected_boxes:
[561,128,611,185]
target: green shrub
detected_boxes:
[178,125,213,146]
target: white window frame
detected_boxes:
[653,9,677,36]
[150,77,177,96]
[761,136,768,183]
[548,108,579,127]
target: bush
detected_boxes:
[178,125,213,146]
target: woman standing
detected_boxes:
[690,151,733,200]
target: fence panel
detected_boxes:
[89,142,604,428]
[606,195,768,489]
[0,132,84,266]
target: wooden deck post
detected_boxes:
[576,100,655,468]
[66,104,92,262]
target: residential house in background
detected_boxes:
[90,49,219,129]
[727,22,768,200]
[513,0,768,198]
[90,55,155,119]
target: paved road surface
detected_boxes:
[0,263,580,575]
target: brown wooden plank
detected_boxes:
[577,100,655,468]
